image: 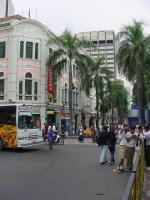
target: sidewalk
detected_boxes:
[143,168,150,200]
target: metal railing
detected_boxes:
[121,149,145,200]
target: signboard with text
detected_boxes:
[47,69,54,100]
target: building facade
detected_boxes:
[0,15,82,132]
[76,30,116,78]
[0,0,15,18]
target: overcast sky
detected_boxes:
[13,0,150,35]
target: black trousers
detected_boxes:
[145,145,150,167]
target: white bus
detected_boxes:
[0,104,43,150]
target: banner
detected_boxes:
[47,69,53,93]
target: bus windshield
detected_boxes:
[18,112,41,129]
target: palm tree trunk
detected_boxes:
[137,69,145,124]
[68,58,73,134]
[96,88,100,128]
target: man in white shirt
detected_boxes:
[114,124,128,173]
[126,126,136,171]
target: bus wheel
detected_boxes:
[0,138,4,151]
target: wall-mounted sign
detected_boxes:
[48,69,54,100]
[48,69,53,93]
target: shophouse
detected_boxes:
[0,15,82,132]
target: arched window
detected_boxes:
[0,72,4,77]
[25,72,32,100]
[25,72,32,78]
[0,72,4,100]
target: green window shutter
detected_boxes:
[34,82,38,95]
[20,41,24,58]
[0,79,4,94]
[19,81,23,94]
[0,42,6,58]
[26,42,33,58]
[35,43,38,59]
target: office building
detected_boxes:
[76,30,116,78]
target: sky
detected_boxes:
[13,0,150,35]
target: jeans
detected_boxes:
[48,138,53,150]
[108,146,115,163]
[99,145,107,163]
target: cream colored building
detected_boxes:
[0,14,82,132]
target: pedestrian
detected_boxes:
[143,125,150,167]
[78,125,84,142]
[113,123,128,173]
[96,125,108,164]
[108,126,117,165]
[43,122,49,140]
[126,126,136,171]
[134,125,144,159]
[90,123,96,143]
[48,126,55,150]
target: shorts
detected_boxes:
[118,145,126,159]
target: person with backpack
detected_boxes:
[96,125,109,164]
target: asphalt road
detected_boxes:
[0,141,129,200]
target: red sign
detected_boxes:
[48,69,54,93]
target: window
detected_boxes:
[19,81,23,100]
[49,48,53,54]
[73,91,75,106]
[0,41,6,58]
[99,40,105,44]
[62,89,65,104]
[20,41,24,58]
[18,73,39,101]
[92,41,98,44]
[76,92,78,107]
[0,79,4,100]
[35,43,38,59]
[0,72,4,77]
[34,82,38,100]
[65,88,68,105]
[26,42,33,58]
[107,40,113,44]
[73,65,76,77]
[25,72,32,100]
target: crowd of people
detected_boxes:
[94,123,150,173]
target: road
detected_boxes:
[0,139,129,200]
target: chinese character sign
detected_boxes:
[48,69,54,93]
[47,69,54,100]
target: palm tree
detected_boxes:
[107,81,128,123]
[47,29,92,134]
[117,19,150,124]
[80,56,113,128]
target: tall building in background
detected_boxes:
[0,0,15,18]
[76,30,116,79]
